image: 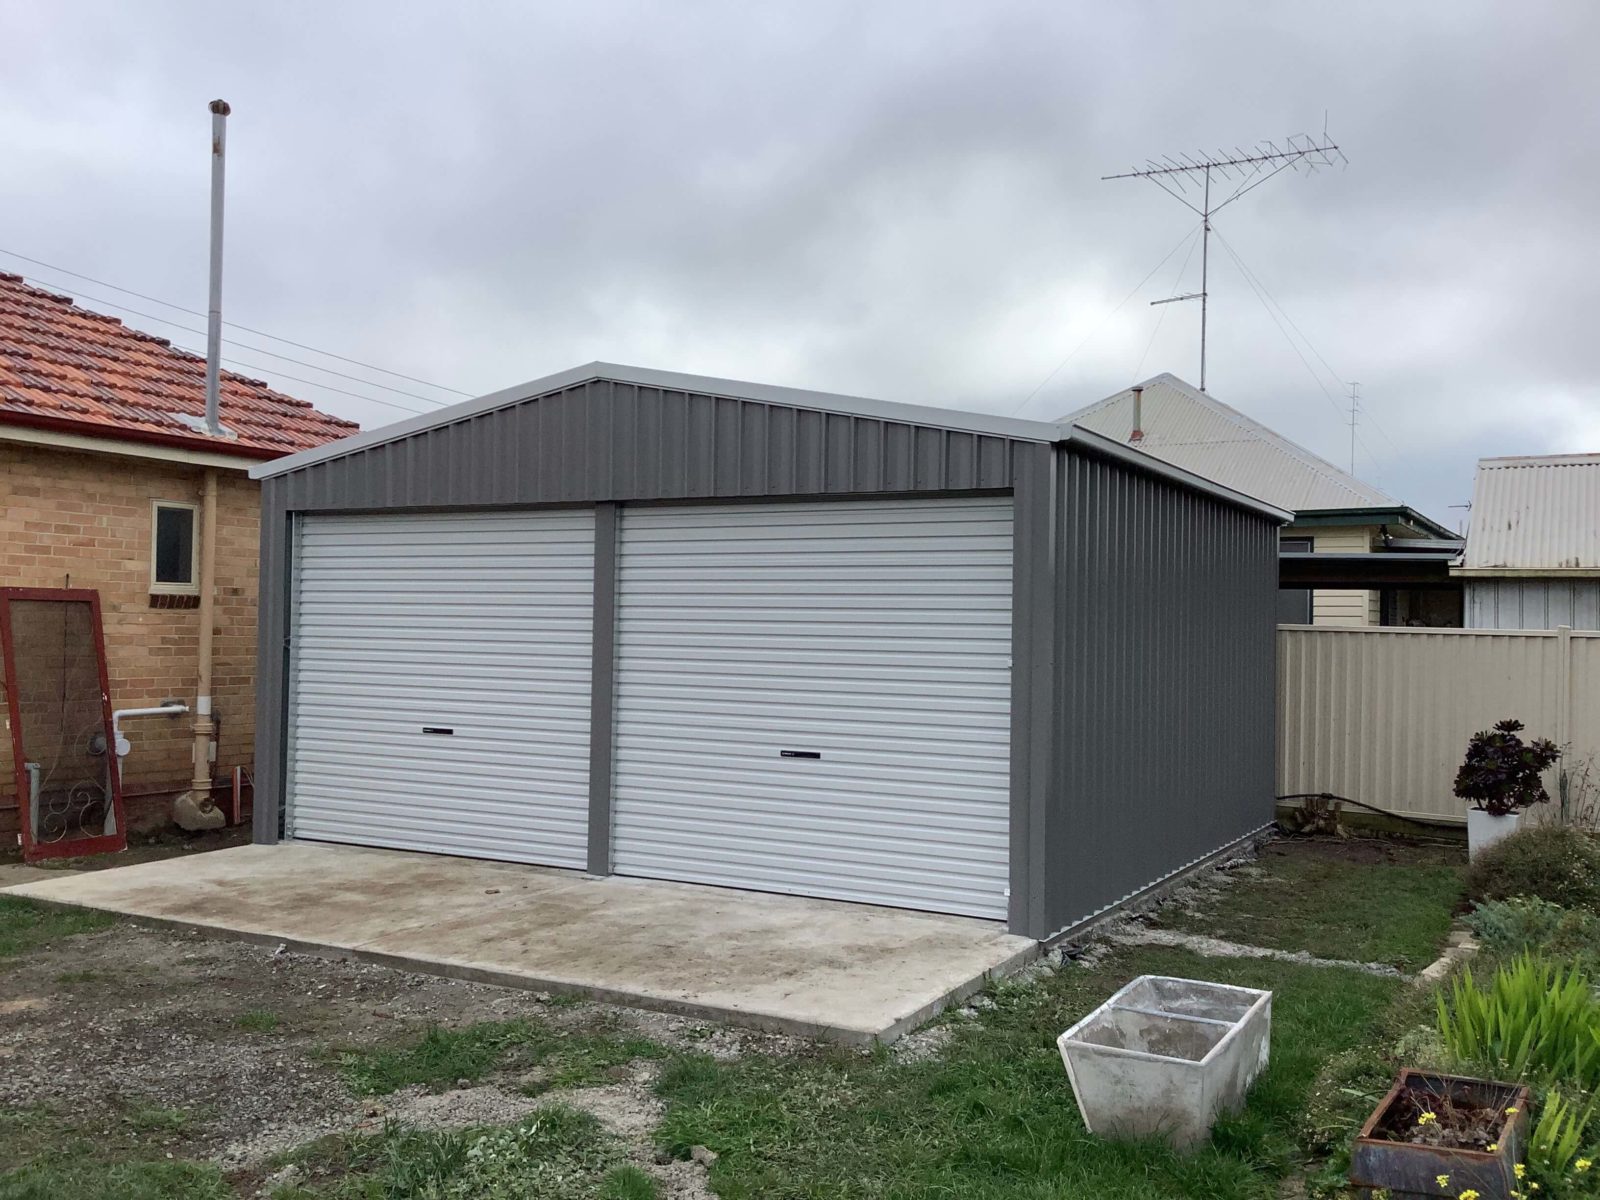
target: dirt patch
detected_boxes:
[0,916,799,1189]
[1261,834,1463,868]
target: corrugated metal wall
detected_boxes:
[1037,447,1279,938]
[1466,578,1600,631]
[1278,625,1600,821]
[268,379,1017,513]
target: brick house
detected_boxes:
[0,272,355,845]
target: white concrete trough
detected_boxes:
[1057,975,1272,1150]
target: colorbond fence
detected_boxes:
[1277,624,1600,824]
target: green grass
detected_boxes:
[236,1009,282,1033]
[0,898,114,961]
[654,944,1403,1200]
[0,1103,223,1200]
[336,1018,668,1096]
[1160,847,1465,969]
[268,1105,646,1199]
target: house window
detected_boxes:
[151,501,199,594]
[1281,536,1313,553]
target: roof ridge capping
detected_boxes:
[248,361,1289,521]
[1478,452,1600,468]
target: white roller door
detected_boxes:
[287,510,594,868]
[611,497,1013,919]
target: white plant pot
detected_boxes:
[1467,809,1521,860]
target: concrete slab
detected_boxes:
[5,842,1037,1042]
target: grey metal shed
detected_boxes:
[250,363,1286,941]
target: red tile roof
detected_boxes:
[0,272,358,459]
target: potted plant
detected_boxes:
[1454,719,1560,860]
[1349,1069,1530,1198]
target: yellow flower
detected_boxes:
[1460,1190,1481,1200]
[1529,1183,1540,1191]
[1579,1158,1593,1172]
[1437,1176,1452,1188]
[1516,1163,1526,1179]
[1487,1143,1499,1152]
[1506,1106,1520,1115]
[1418,1111,1439,1125]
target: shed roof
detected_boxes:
[0,272,357,459]
[1459,453,1600,574]
[1057,373,1397,512]
[250,360,1290,521]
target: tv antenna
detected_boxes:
[1104,130,1346,392]
[1346,380,1361,474]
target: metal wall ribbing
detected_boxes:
[1042,445,1278,937]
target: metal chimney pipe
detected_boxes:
[1130,385,1145,443]
[203,99,231,438]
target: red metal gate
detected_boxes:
[0,588,125,861]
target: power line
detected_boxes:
[1131,225,1203,382]
[1207,226,1405,461]
[165,340,428,415]
[0,246,472,397]
[1010,224,1202,416]
[1208,226,1350,427]
[9,274,449,411]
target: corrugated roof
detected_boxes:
[1461,453,1600,571]
[0,272,358,457]
[1057,373,1396,512]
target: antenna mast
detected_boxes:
[1105,132,1345,392]
[1347,381,1360,474]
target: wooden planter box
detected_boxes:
[1349,1070,1531,1199]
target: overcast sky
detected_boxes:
[4,2,1596,524]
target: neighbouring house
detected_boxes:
[0,272,355,851]
[1058,373,1463,627]
[1457,452,1600,630]
[249,362,1288,939]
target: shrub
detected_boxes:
[1466,825,1600,911]
[1466,897,1600,973]
[1455,718,1561,816]
[1436,954,1600,1089]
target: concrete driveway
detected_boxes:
[5,842,1037,1042]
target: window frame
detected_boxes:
[149,500,200,595]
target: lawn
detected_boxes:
[0,835,1468,1198]
[1157,839,1465,970]
[0,897,114,962]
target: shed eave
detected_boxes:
[249,361,1072,481]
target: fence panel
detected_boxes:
[1277,625,1600,823]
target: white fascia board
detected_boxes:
[0,424,256,472]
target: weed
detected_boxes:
[598,1165,659,1199]
[235,1009,282,1033]
[120,1101,193,1135]
[338,1019,667,1096]
[0,898,114,961]
[52,970,105,986]
[0,1159,229,1200]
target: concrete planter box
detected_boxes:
[1467,809,1521,860]
[1056,975,1272,1150]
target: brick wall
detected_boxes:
[0,441,260,835]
